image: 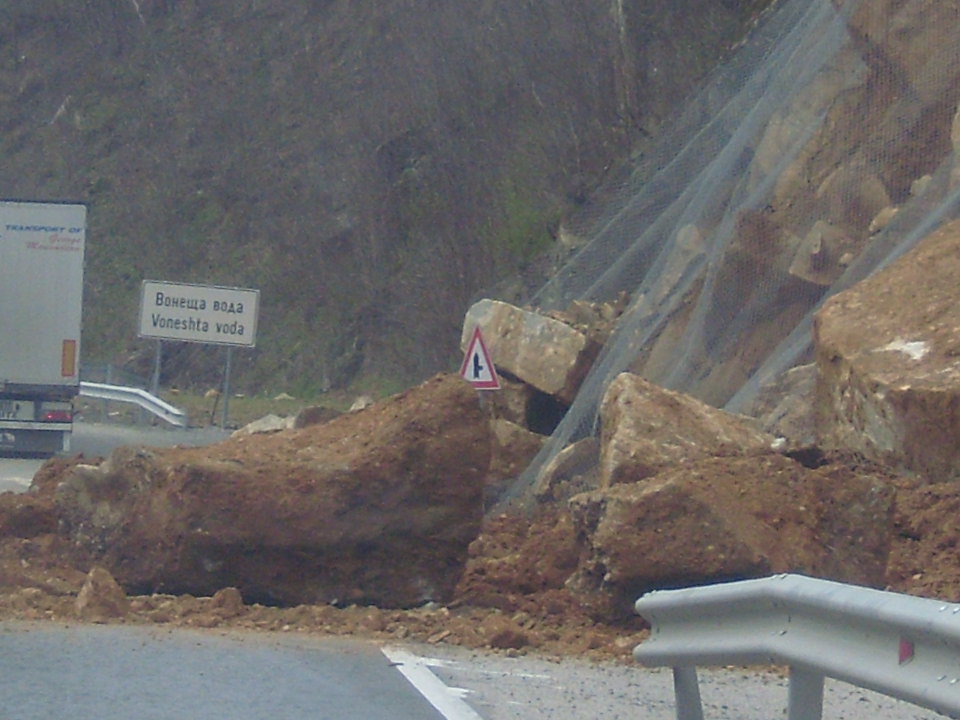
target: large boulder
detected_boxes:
[55,373,491,608]
[815,219,960,482]
[599,373,777,486]
[568,454,895,620]
[462,299,600,404]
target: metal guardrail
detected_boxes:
[633,574,960,720]
[78,382,189,428]
[80,363,149,390]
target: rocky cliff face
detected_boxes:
[0,0,763,392]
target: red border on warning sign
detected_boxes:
[459,326,501,390]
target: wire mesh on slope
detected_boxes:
[503,0,960,506]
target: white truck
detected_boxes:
[0,200,86,456]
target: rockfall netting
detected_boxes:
[507,0,960,502]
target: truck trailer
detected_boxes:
[0,200,86,455]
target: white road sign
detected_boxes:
[459,326,500,390]
[139,280,260,347]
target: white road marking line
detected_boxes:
[382,647,486,720]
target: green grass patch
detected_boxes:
[491,178,558,265]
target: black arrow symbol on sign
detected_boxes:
[473,353,484,379]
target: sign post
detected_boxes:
[139,280,260,427]
[223,345,234,429]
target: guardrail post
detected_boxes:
[103,364,112,421]
[787,667,824,720]
[634,575,960,718]
[673,666,704,720]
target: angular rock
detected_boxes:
[868,205,899,235]
[76,566,130,622]
[231,413,294,437]
[884,480,960,599]
[55,373,490,608]
[533,437,600,503]
[741,363,817,449]
[815,218,960,482]
[815,165,891,237]
[292,405,342,429]
[480,615,530,650]
[847,0,960,108]
[758,44,867,205]
[788,221,856,286]
[487,419,547,503]
[349,395,375,412]
[553,295,628,337]
[210,586,245,618]
[568,454,895,620]
[599,373,777,487]
[462,299,600,404]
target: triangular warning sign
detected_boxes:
[459,326,501,390]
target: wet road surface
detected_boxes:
[0,623,446,720]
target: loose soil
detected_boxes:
[1,436,958,665]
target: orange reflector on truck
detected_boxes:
[61,339,77,377]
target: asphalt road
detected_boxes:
[0,623,447,720]
[0,623,945,720]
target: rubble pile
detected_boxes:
[1,251,960,662]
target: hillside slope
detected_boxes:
[0,0,763,393]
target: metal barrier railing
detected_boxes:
[633,574,960,720]
[78,382,189,428]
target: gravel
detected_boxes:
[403,641,945,720]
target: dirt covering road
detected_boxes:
[0,403,958,665]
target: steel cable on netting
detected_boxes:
[497,0,884,508]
